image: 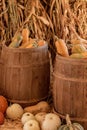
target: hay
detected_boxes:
[50,0,87,43]
[0,119,22,130]
[0,0,52,45]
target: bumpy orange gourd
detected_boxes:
[0,96,8,114]
[0,112,4,125]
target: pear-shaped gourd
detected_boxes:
[24,101,50,114]
[58,114,84,130]
[42,113,61,130]
[21,112,35,125]
[23,119,40,130]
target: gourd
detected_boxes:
[58,114,84,130]
[21,112,35,125]
[42,113,61,130]
[71,43,87,54]
[35,112,47,125]
[24,101,50,115]
[9,33,23,48]
[23,119,40,130]
[21,28,29,45]
[55,38,69,57]
[0,95,8,114]
[6,103,24,120]
[38,40,45,46]
[0,112,4,125]
[70,52,87,58]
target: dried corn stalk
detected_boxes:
[50,0,87,43]
[0,0,52,45]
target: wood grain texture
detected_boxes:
[0,44,50,107]
[53,54,87,129]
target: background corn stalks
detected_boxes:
[0,0,87,49]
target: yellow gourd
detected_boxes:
[6,103,24,120]
[55,39,69,57]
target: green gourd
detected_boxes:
[58,114,84,130]
[9,33,23,48]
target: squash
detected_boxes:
[71,43,87,54]
[35,112,47,125]
[38,40,45,46]
[42,113,61,130]
[21,112,35,125]
[9,33,23,48]
[55,38,69,57]
[0,95,8,114]
[21,28,29,45]
[6,103,24,120]
[58,114,84,130]
[23,119,40,130]
[70,52,87,58]
[24,101,50,115]
[0,112,4,125]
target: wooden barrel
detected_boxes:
[53,54,87,129]
[0,44,3,95]
[1,44,50,107]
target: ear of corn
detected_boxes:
[55,39,69,57]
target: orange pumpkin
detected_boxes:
[0,95,8,114]
[0,112,4,125]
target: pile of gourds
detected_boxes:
[0,95,84,130]
[8,28,46,49]
[55,37,87,59]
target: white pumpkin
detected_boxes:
[35,112,47,125]
[6,103,24,120]
[42,113,61,130]
[21,112,35,125]
[23,119,40,130]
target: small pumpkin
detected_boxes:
[24,101,50,115]
[21,112,35,125]
[6,103,24,120]
[23,119,40,130]
[42,113,61,130]
[35,112,47,125]
[58,114,84,130]
[0,112,4,125]
[0,95,8,114]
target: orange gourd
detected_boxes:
[0,95,8,114]
[0,112,4,125]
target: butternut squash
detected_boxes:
[24,101,50,115]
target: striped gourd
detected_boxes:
[58,114,84,130]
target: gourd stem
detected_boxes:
[66,114,74,130]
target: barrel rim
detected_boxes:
[2,43,48,52]
[53,108,87,122]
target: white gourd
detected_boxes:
[23,119,40,130]
[21,112,35,125]
[42,113,61,130]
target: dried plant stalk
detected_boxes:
[50,0,87,43]
[0,0,52,46]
